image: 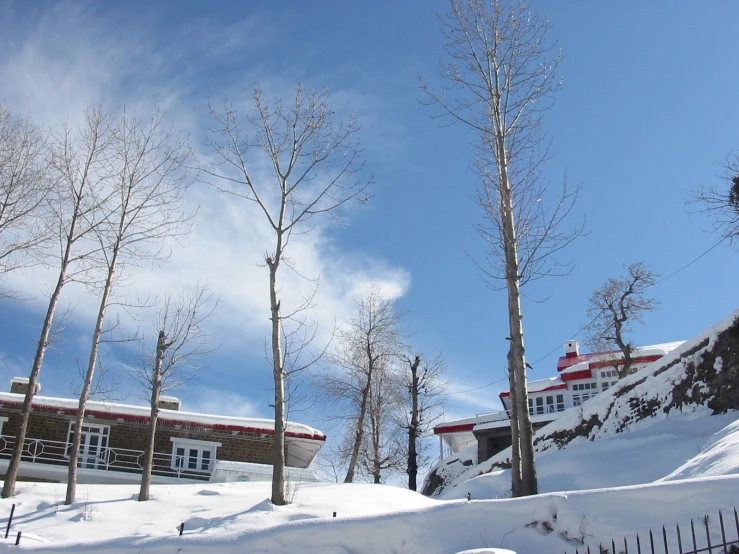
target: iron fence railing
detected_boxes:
[567,508,739,554]
[0,435,210,481]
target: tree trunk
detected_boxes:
[371,408,382,484]
[139,330,165,502]
[614,320,634,378]
[507,361,522,497]
[498,137,537,497]
[268,257,287,505]
[344,346,374,483]
[66,249,118,505]
[1,265,67,498]
[407,356,420,491]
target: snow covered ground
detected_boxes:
[0,312,736,553]
[0,408,737,553]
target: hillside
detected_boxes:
[427,309,739,498]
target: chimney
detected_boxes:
[10,377,40,395]
[564,340,579,358]
[157,396,181,411]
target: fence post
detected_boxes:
[676,523,683,552]
[649,529,655,554]
[690,519,697,552]
[720,510,728,547]
[15,531,21,545]
[4,504,15,539]
[662,526,668,554]
[704,515,712,554]
[179,522,184,536]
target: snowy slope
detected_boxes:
[0,475,737,553]
[433,310,739,497]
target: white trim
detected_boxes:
[168,437,222,448]
[170,437,220,473]
[66,421,111,469]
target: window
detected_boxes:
[535,396,544,414]
[0,417,7,435]
[556,395,565,411]
[546,396,554,413]
[170,438,221,473]
[66,422,109,469]
[528,398,534,416]
[573,395,581,406]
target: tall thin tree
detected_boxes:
[130,282,218,502]
[423,0,583,496]
[65,108,192,504]
[2,106,113,499]
[202,85,371,505]
[397,352,446,491]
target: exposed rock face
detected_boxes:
[421,445,476,496]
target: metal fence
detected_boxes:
[567,508,739,554]
[0,435,211,481]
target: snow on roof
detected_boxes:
[526,376,565,393]
[0,392,325,441]
[559,341,686,374]
[434,415,478,431]
[159,395,180,403]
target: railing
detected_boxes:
[475,403,576,426]
[566,508,739,554]
[0,435,211,481]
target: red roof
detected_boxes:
[433,422,476,436]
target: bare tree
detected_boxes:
[691,153,739,246]
[361,359,403,484]
[396,352,447,491]
[65,108,193,505]
[129,281,218,502]
[314,284,404,483]
[422,0,583,497]
[2,106,113,499]
[0,104,51,291]
[202,85,370,505]
[585,262,659,378]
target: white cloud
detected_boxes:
[0,2,412,380]
[179,387,264,420]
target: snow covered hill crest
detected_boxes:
[535,309,739,452]
[427,309,739,496]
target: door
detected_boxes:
[67,423,110,469]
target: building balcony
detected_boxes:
[0,435,318,485]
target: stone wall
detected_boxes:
[0,406,278,471]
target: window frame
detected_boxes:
[65,421,111,468]
[170,437,221,473]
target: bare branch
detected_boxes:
[201,83,372,504]
[690,152,739,247]
[584,262,659,378]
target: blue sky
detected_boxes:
[1,0,738,443]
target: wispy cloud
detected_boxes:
[0,3,412,393]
